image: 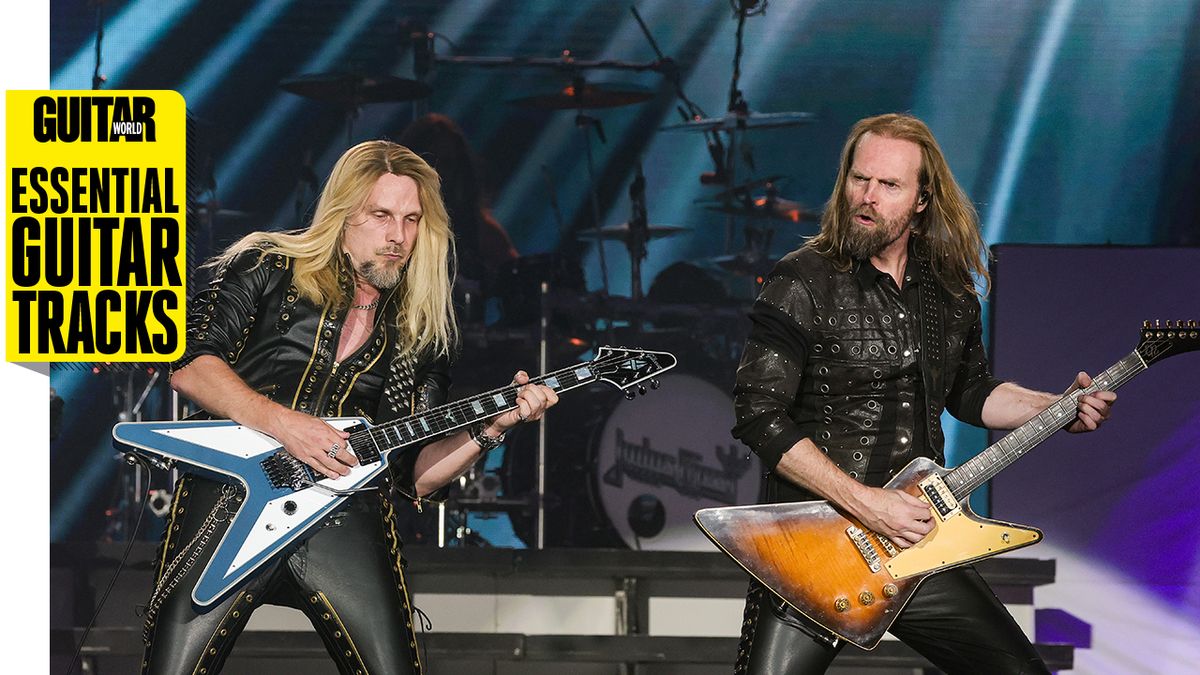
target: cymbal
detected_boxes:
[705,252,775,278]
[576,222,689,242]
[280,73,432,105]
[660,110,815,133]
[700,196,820,223]
[508,83,654,110]
[706,174,786,201]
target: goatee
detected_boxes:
[355,250,408,290]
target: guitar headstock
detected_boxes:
[593,346,678,398]
[1136,320,1200,366]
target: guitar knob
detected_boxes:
[638,385,647,396]
[882,584,898,598]
[834,597,850,613]
[858,591,875,606]
[650,378,660,390]
[624,389,637,401]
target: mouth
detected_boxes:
[853,211,877,226]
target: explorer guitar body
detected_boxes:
[695,457,1040,648]
[695,321,1198,649]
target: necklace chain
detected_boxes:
[350,298,380,311]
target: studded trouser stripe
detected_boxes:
[382,494,423,674]
[309,590,371,674]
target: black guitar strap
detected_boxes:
[915,240,946,461]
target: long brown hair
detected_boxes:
[806,113,989,297]
[212,140,458,356]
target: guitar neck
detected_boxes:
[944,350,1147,500]
[345,360,603,464]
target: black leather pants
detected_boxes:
[141,475,422,675]
[735,567,1051,675]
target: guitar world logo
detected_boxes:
[602,428,751,504]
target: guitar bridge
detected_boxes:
[846,525,883,573]
[261,450,316,490]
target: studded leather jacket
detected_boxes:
[172,249,451,485]
[732,244,1001,503]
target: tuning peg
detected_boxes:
[1156,319,1161,328]
[624,389,637,401]
[638,385,647,396]
[650,378,660,390]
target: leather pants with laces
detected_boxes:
[141,475,422,675]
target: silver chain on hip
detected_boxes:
[141,484,239,645]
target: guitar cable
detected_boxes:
[64,452,154,675]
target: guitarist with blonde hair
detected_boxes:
[141,140,557,674]
[730,113,1115,674]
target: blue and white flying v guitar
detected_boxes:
[112,346,676,606]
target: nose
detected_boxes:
[385,217,405,245]
[861,180,881,205]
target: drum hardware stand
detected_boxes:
[108,367,167,541]
[572,73,613,299]
[626,162,650,302]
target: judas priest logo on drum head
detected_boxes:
[595,375,760,550]
[502,374,760,550]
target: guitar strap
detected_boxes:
[915,239,946,460]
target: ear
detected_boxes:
[915,189,930,213]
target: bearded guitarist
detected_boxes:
[729,113,1115,674]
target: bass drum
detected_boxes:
[501,374,761,550]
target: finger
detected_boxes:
[512,370,530,385]
[308,452,346,480]
[1076,371,1093,388]
[317,438,354,476]
[523,385,549,408]
[1081,396,1111,419]
[332,445,359,467]
[515,398,531,421]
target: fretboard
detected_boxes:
[347,360,604,464]
[944,351,1146,500]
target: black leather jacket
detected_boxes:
[172,249,451,485]
[732,245,1001,503]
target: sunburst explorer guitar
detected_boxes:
[695,321,1198,649]
[112,346,675,606]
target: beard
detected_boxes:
[844,203,917,260]
[354,250,408,290]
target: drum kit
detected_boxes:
[199,3,817,551]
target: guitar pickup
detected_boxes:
[846,525,883,573]
[919,476,960,519]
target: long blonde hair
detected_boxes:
[212,140,458,356]
[806,113,989,297]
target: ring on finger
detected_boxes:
[327,443,340,459]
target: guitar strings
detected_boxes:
[348,351,647,453]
